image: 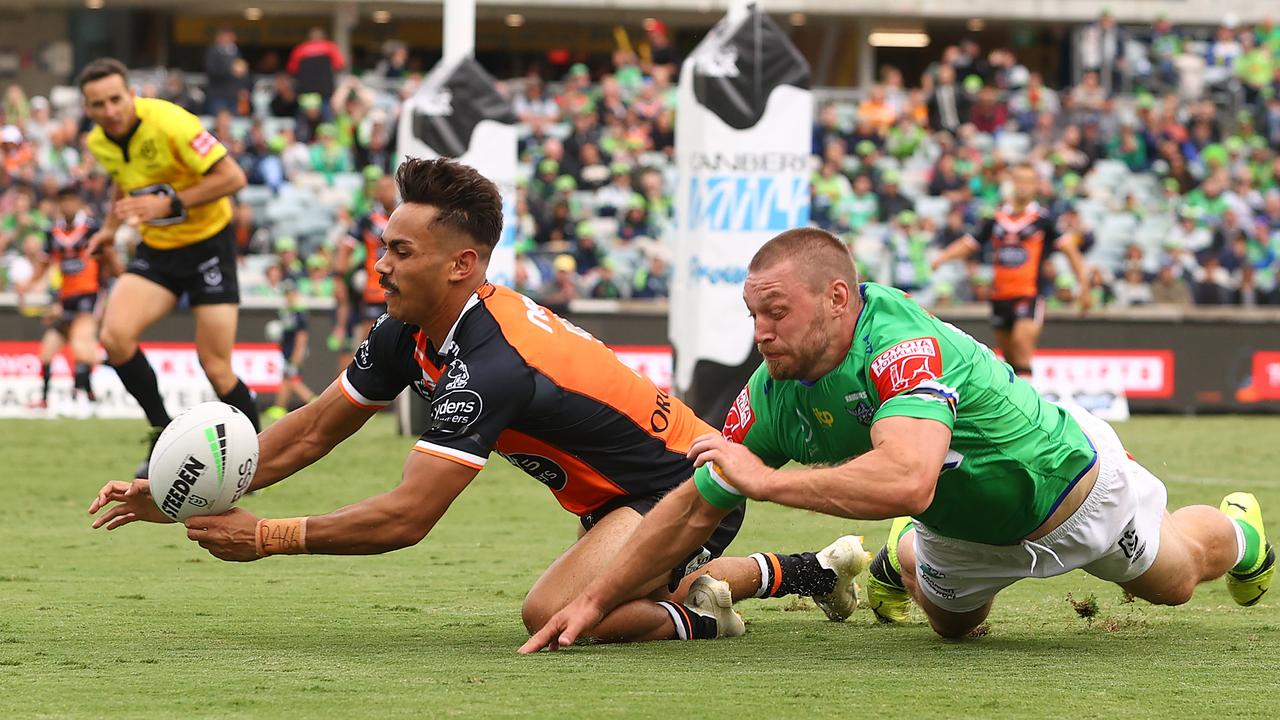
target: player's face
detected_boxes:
[82,75,137,138]
[744,262,835,381]
[57,195,82,220]
[1011,167,1038,204]
[378,203,469,325]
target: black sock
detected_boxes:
[750,552,838,598]
[111,350,171,428]
[218,379,261,432]
[656,601,718,640]
[73,362,94,399]
[869,546,905,590]
[40,363,51,402]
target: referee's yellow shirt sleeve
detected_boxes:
[168,105,227,175]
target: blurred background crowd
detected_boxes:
[3,11,1280,311]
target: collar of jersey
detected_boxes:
[55,210,90,231]
[799,283,868,388]
[435,286,486,357]
[105,116,144,156]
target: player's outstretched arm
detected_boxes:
[247,378,379,492]
[185,449,478,562]
[519,481,730,653]
[88,379,377,530]
[696,416,950,520]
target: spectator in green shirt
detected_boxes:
[838,174,880,234]
[309,123,353,182]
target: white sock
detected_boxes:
[749,553,771,598]
[1231,520,1246,568]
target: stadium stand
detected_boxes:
[2,14,1279,311]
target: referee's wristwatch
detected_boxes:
[169,194,185,218]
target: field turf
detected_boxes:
[2,415,1277,718]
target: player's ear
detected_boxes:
[829,279,851,316]
[450,247,480,281]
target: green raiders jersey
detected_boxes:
[693,282,1097,545]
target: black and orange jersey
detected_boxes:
[966,203,1063,300]
[44,211,102,299]
[343,207,389,304]
[339,283,711,516]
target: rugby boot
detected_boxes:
[811,535,869,621]
[1221,492,1274,607]
[866,516,914,623]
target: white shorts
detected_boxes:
[911,406,1168,613]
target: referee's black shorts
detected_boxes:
[125,223,239,305]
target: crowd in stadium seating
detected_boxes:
[2,14,1279,311]
[812,12,1280,308]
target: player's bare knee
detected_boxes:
[98,325,135,363]
[520,596,554,634]
[1149,579,1197,607]
[930,621,978,640]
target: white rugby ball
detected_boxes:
[149,401,259,521]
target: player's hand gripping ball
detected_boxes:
[149,402,259,521]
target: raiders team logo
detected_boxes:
[848,401,874,426]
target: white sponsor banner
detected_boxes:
[0,342,282,419]
[670,8,812,393]
[1029,350,1174,399]
[397,57,519,289]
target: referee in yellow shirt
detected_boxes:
[79,58,258,477]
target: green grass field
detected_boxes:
[2,415,1278,719]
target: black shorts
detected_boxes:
[361,301,389,322]
[126,223,239,305]
[55,293,97,333]
[990,296,1043,330]
[581,491,746,592]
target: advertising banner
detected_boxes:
[670,5,811,423]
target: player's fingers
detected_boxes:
[186,526,209,542]
[91,502,133,528]
[556,609,598,649]
[689,447,721,469]
[686,434,719,461]
[518,622,559,654]
[89,481,130,513]
[105,513,137,531]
